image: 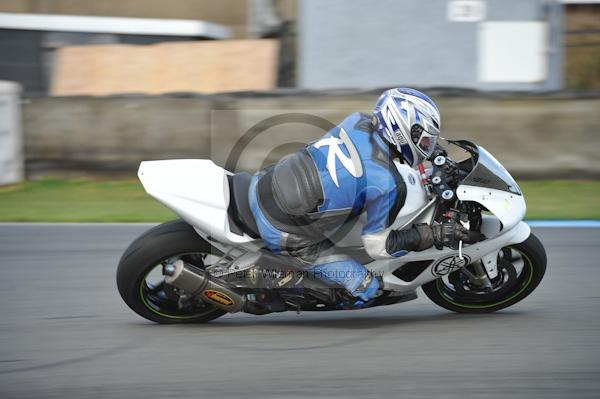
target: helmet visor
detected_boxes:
[416,130,438,158]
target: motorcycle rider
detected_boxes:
[248,88,482,305]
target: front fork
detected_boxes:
[467,215,517,288]
[463,258,496,291]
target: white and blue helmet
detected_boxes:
[373,88,441,167]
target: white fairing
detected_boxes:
[457,146,526,231]
[391,161,428,228]
[457,185,526,231]
[366,219,531,292]
[138,160,254,244]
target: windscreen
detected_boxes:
[461,146,522,195]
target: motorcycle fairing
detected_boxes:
[138,159,255,244]
[365,218,530,292]
[457,146,526,231]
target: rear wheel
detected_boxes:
[116,220,226,323]
[422,233,546,313]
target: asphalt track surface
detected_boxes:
[0,224,599,399]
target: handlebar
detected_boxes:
[421,141,484,231]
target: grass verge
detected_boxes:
[0,179,598,222]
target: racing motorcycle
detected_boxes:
[117,139,546,323]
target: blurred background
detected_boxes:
[0,0,598,221]
[2,4,599,398]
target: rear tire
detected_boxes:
[422,233,546,313]
[116,220,226,324]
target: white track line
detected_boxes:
[526,220,600,228]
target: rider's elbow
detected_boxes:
[362,232,393,260]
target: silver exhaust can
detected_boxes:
[164,260,246,313]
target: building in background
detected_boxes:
[298,0,564,91]
[1,0,599,95]
[0,0,294,96]
[0,13,232,95]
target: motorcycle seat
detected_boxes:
[227,172,260,238]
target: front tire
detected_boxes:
[422,233,547,313]
[116,220,226,324]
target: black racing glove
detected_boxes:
[431,220,486,250]
[385,222,485,254]
[386,223,434,254]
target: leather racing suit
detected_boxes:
[248,112,431,302]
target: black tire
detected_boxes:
[116,220,226,324]
[422,233,547,313]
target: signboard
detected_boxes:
[478,22,548,83]
[447,0,486,22]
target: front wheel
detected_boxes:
[422,233,546,313]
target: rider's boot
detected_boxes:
[310,258,381,303]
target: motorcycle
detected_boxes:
[117,139,546,323]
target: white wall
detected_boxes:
[0,81,24,185]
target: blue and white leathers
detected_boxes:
[249,113,408,300]
[305,113,405,239]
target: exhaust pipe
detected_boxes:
[164,260,246,313]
